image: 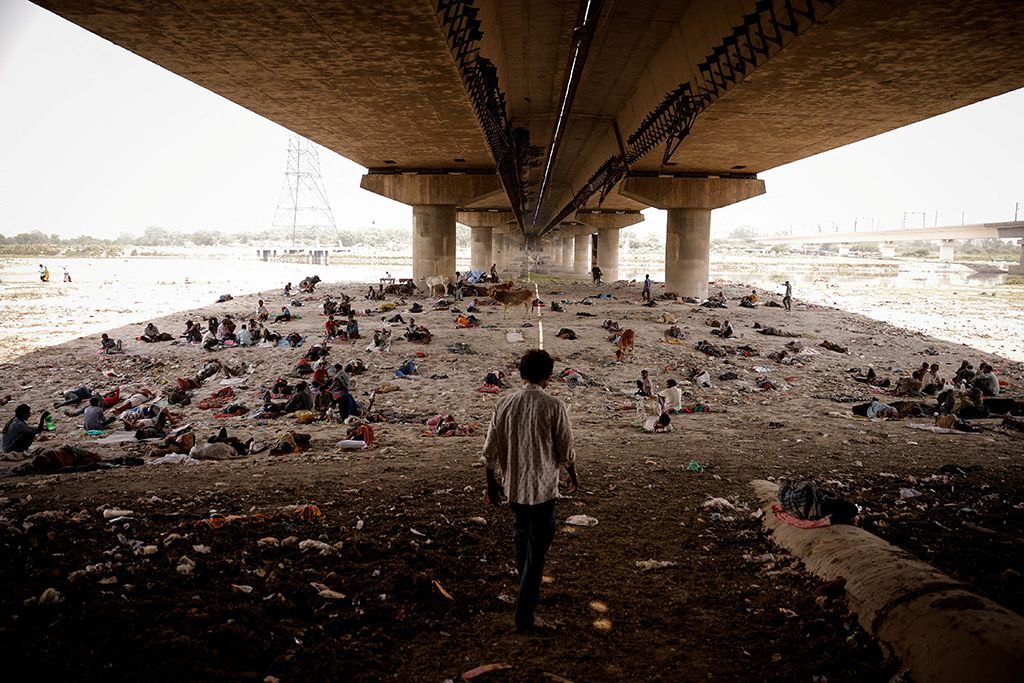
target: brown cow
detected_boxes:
[493,287,535,318]
[615,329,636,362]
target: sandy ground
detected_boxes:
[0,276,1021,681]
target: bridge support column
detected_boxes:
[880,242,897,259]
[574,228,592,276]
[560,232,574,272]
[939,239,956,263]
[360,173,501,283]
[457,211,514,275]
[621,175,765,298]
[578,212,645,283]
[1013,240,1024,275]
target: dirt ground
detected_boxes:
[0,277,1021,681]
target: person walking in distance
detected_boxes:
[482,349,579,632]
[782,280,793,312]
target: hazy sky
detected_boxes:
[2,0,1023,240]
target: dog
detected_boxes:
[615,328,636,362]
[493,287,535,318]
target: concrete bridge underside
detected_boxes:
[34,0,1024,296]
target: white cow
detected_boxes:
[422,275,449,298]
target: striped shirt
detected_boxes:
[481,383,576,505]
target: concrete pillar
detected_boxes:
[574,228,592,275]
[469,227,493,272]
[1010,240,1024,275]
[939,239,955,263]
[880,242,897,259]
[621,175,765,298]
[412,205,456,281]
[360,172,502,284]
[577,212,645,283]
[665,208,712,298]
[596,229,621,282]
[561,234,574,270]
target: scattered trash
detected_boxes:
[176,556,195,576]
[687,459,704,473]
[702,497,735,511]
[468,516,488,526]
[589,600,608,613]
[433,579,455,601]
[38,588,63,605]
[232,584,254,594]
[564,515,598,527]
[461,663,513,680]
[299,539,337,555]
[635,559,678,571]
[899,488,922,499]
[591,618,613,632]
[102,508,133,520]
[310,582,346,600]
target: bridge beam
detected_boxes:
[361,173,501,282]
[939,239,956,263]
[880,242,897,259]
[577,211,645,282]
[621,176,765,298]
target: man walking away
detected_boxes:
[482,349,579,632]
[642,274,652,302]
[783,280,793,312]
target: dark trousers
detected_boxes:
[510,499,556,630]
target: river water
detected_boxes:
[1,253,1021,363]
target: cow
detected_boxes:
[615,329,636,362]
[299,275,321,293]
[423,275,449,298]
[493,287,535,318]
[384,282,417,296]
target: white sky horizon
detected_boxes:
[2,0,1023,241]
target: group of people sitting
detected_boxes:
[324,313,360,340]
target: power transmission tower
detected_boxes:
[271,135,338,246]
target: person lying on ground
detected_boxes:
[54,386,95,408]
[65,388,120,416]
[262,328,282,345]
[121,405,169,431]
[305,343,329,363]
[83,396,117,431]
[852,398,899,419]
[642,412,673,432]
[778,478,858,525]
[658,379,683,413]
[973,363,999,396]
[2,404,50,453]
[100,333,123,354]
[935,414,982,433]
[13,444,101,474]
[395,359,418,378]
[109,388,155,416]
[286,332,303,347]
[274,306,293,323]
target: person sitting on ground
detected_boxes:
[711,319,734,339]
[202,328,220,351]
[283,382,313,413]
[550,300,564,312]
[642,412,673,432]
[216,317,236,342]
[921,362,944,394]
[658,379,683,414]
[954,360,975,387]
[236,324,253,347]
[141,322,161,343]
[346,313,360,340]
[895,370,924,397]
[2,404,50,453]
[257,299,269,321]
[333,383,360,421]
[395,358,418,379]
[369,329,391,352]
[323,296,337,316]
[739,290,758,308]
[405,318,432,343]
[83,396,116,431]
[635,369,654,397]
[284,282,293,297]
[602,319,622,333]
[325,315,339,339]
[100,333,123,354]
[274,306,293,323]
[973,363,999,396]
[948,387,990,419]
[183,321,203,344]
[344,359,366,375]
